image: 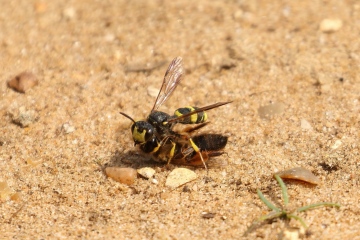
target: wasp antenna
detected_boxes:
[120,112,136,123]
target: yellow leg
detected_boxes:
[167,141,176,165]
[189,138,208,170]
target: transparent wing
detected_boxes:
[151,57,184,112]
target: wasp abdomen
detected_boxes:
[192,134,228,151]
[174,106,207,124]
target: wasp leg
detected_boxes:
[189,138,208,170]
[159,135,171,145]
[167,141,177,165]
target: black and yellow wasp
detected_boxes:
[120,57,231,168]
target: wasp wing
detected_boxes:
[167,101,232,124]
[151,57,184,112]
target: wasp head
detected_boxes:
[131,121,154,145]
[120,112,155,145]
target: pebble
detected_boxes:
[258,102,285,119]
[331,140,342,149]
[151,178,158,185]
[137,167,156,179]
[300,119,313,130]
[105,167,137,185]
[8,71,38,93]
[165,168,197,189]
[63,7,77,20]
[10,106,39,127]
[275,167,321,185]
[201,212,216,219]
[62,123,76,134]
[147,86,159,98]
[282,229,299,240]
[320,18,343,33]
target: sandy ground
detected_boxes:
[1,0,360,239]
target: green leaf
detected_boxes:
[297,202,341,212]
[257,189,280,211]
[287,214,308,228]
[274,174,289,206]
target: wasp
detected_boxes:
[120,57,231,168]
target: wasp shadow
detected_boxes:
[103,149,165,171]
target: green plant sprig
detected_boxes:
[244,174,340,236]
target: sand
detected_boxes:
[1,0,359,239]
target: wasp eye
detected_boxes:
[131,121,154,144]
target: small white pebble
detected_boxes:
[282,229,299,240]
[300,119,313,130]
[320,18,343,33]
[63,7,77,19]
[147,86,159,98]
[104,33,115,42]
[137,167,156,179]
[62,123,75,134]
[331,140,342,149]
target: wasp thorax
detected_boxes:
[131,121,155,144]
[147,111,170,126]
